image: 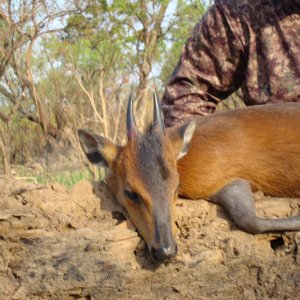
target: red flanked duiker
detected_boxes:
[78,94,195,263]
[79,93,300,264]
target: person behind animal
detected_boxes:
[162,0,300,126]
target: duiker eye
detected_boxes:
[124,188,141,204]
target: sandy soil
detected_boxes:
[0,176,300,300]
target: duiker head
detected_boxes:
[78,93,195,263]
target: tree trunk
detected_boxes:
[0,138,11,176]
[136,1,169,112]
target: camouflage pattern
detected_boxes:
[162,0,300,127]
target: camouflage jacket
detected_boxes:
[162,0,300,127]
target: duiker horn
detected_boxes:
[153,92,165,133]
[127,93,138,139]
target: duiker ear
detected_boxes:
[167,121,196,160]
[78,129,120,168]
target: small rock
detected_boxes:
[51,183,68,193]
[0,213,11,220]
[136,240,146,251]
[107,220,138,242]
[254,190,265,201]
[11,286,27,300]
[71,180,93,195]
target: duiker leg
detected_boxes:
[210,180,300,233]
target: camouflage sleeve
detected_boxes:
[162,1,246,127]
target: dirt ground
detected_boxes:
[0,175,300,300]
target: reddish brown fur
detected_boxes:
[79,102,300,260]
[107,133,179,244]
[177,103,300,199]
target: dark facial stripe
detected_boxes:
[134,127,174,246]
[153,207,174,247]
[136,128,170,186]
[157,155,170,180]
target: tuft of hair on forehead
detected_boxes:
[135,126,170,184]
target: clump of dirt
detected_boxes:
[0,176,300,299]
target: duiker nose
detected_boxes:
[150,243,178,263]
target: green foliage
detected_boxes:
[1,0,209,174]
[62,1,170,74]
[42,169,93,188]
[160,0,207,83]
[17,167,95,189]
[10,117,45,164]
[41,0,208,93]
